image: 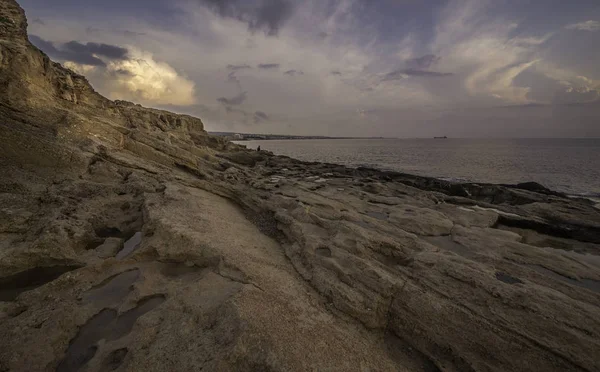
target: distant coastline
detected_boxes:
[209,131,386,141]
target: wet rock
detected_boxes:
[95,237,123,258]
[116,232,143,259]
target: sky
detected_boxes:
[19,0,600,137]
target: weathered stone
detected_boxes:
[389,206,454,236]
[95,237,124,258]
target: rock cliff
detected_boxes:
[1,1,600,371]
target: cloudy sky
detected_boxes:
[20,0,600,137]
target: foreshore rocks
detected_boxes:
[1,1,600,371]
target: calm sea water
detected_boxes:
[236,138,600,198]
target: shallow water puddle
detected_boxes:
[495,272,523,285]
[0,265,80,302]
[84,269,140,305]
[110,296,165,340]
[529,265,600,293]
[116,232,143,260]
[57,295,165,372]
[57,309,115,372]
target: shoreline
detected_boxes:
[235,138,600,198]
[236,142,600,203]
[220,146,600,244]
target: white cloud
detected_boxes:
[105,49,196,106]
[61,48,196,106]
[430,0,573,105]
[534,62,599,90]
[566,20,600,32]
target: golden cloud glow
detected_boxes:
[106,49,196,106]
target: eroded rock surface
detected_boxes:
[1,1,600,371]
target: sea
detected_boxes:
[235,138,600,204]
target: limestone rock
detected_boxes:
[95,237,124,258]
[389,206,454,236]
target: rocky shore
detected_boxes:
[1,1,600,371]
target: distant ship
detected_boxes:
[434,136,448,139]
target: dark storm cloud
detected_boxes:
[284,69,303,76]
[403,68,453,77]
[120,30,147,37]
[225,106,247,115]
[226,71,243,89]
[196,0,294,36]
[220,106,267,125]
[406,54,441,69]
[254,111,269,120]
[29,35,59,55]
[381,70,405,81]
[63,41,129,60]
[85,27,101,34]
[254,110,269,123]
[227,64,252,71]
[258,63,280,69]
[382,68,453,81]
[29,36,129,67]
[217,91,248,105]
[30,35,104,66]
[226,65,251,88]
